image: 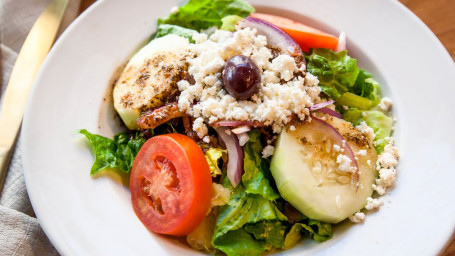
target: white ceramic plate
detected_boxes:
[22,0,455,255]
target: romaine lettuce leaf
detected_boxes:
[343,109,393,153]
[283,220,332,249]
[213,228,266,256]
[220,15,243,31]
[306,49,382,110]
[79,129,146,175]
[158,0,254,31]
[154,24,197,42]
[306,49,359,93]
[242,130,280,200]
[244,221,287,250]
[213,182,287,254]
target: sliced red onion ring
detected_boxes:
[311,116,360,187]
[236,17,303,57]
[214,127,244,187]
[211,120,264,127]
[317,107,343,119]
[309,100,335,111]
[309,100,342,118]
[335,31,346,52]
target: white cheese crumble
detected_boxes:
[193,117,208,138]
[237,133,250,147]
[177,28,321,134]
[378,97,393,112]
[336,154,354,173]
[262,145,275,158]
[349,212,366,223]
[356,121,375,141]
[365,197,384,210]
[356,149,367,156]
[373,141,399,195]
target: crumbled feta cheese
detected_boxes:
[378,97,393,112]
[237,133,250,147]
[262,145,275,158]
[333,144,341,152]
[193,117,208,138]
[177,28,320,136]
[349,212,366,223]
[336,154,353,173]
[269,55,298,81]
[356,149,367,156]
[356,121,375,141]
[378,144,399,168]
[365,197,384,210]
[373,141,399,195]
[289,125,296,131]
[202,136,210,143]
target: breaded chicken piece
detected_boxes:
[113,35,190,130]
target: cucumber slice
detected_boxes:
[270,115,377,223]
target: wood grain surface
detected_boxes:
[78,0,454,254]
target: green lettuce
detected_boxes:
[79,129,146,175]
[242,130,280,200]
[306,49,359,94]
[343,109,393,153]
[213,182,287,255]
[284,221,332,249]
[306,49,382,110]
[220,15,243,31]
[154,24,197,42]
[244,221,287,250]
[157,0,254,31]
[213,228,265,256]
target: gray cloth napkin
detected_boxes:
[0,0,81,254]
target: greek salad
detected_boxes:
[79,0,399,255]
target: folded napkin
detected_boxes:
[0,0,81,254]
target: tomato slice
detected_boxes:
[130,133,212,236]
[250,13,339,52]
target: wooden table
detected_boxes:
[78,0,455,254]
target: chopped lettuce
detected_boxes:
[244,221,287,250]
[214,228,266,256]
[306,49,359,94]
[220,15,243,31]
[284,221,332,249]
[306,49,382,109]
[79,129,145,175]
[213,183,287,255]
[242,130,280,200]
[154,24,197,42]
[158,0,254,31]
[187,212,217,253]
[343,109,393,153]
[205,148,226,177]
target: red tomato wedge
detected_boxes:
[130,134,212,236]
[250,13,339,52]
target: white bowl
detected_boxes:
[22,0,455,255]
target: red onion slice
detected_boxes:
[211,120,264,127]
[309,100,335,111]
[236,17,303,57]
[335,31,346,52]
[311,116,360,187]
[214,127,244,187]
[317,107,343,119]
